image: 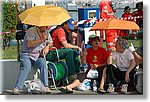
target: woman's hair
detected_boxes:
[136,2,143,9]
[124,6,130,12]
[117,37,129,49]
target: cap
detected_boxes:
[88,34,100,45]
[89,34,99,39]
[67,18,75,31]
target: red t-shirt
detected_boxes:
[86,47,109,65]
[132,10,143,27]
[122,13,132,18]
[52,28,66,49]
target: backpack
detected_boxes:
[16,23,27,40]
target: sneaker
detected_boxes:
[12,88,20,95]
[107,83,115,93]
[136,85,143,94]
[45,87,51,94]
[121,84,128,94]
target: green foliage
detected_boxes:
[136,30,143,40]
[1,33,15,41]
[3,2,17,32]
[1,46,18,59]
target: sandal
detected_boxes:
[59,87,73,93]
[97,88,106,94]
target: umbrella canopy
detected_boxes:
[19,5,71,26]
[90,18,140,31]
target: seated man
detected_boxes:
[129,43,143,94]
[46,18,82,83]
[106,37,136,93]
[12,26,52,94]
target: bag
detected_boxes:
[77,79,91,91]
[16,23,26,40]
[16,31,26,40]
[24,79,47,94]
[86,68,98,78]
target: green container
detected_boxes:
[47,61,68,81]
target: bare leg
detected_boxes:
[99,67,106,89]
[62,79,81,91]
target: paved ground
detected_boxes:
[2,88,141,95]
[1,68,143,95]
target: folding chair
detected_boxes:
[45,48,69,90]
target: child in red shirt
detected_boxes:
[81,35,110,93]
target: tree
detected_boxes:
[2,2,17,32]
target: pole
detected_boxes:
[66,0,68,10]
[16,0,27,61]
[15,1,20,61]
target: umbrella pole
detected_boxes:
[15,2,20,61]
[99,30,104,47]
[16,0,27,61]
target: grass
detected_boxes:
[1,39,142,59]
[1,46,18,59]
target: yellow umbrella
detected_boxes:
[19,5,71,26]
[90,18,140,31]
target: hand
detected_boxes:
[125,72,130,83]
[111,47,116,52]
[90,64,98,69]
[81,50,87,56]
[77,46,82,53]
[42,46,49,55]
[128,43,135,52]
[40,33,48,42]
[93,64,99,69]
[42,33,48,41]
[49,42,53,48]
[72,32,77,37]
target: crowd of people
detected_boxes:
[12,1,143,95]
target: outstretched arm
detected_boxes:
[125,59,136,83]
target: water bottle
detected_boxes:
[81,41,85,53]
[93,80,97,92]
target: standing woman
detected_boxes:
[132,2,143,28]
[120,6,133,37]
[122,6,132,19]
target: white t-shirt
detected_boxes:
[112,49,134,71]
